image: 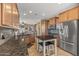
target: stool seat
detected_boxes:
[38,41,54,56]
[39,41,54,46]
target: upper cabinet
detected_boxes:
[36,20,48,36]
[68,7,79,20]
[59,11,68,23]
[48,17,59,26]
[0,3,19,29]
[59,6,79,23]
[0,4,1,25]
[41,20,48,35]
[2,3,12,26]
[12,3,19,29]
[48,18,55,26]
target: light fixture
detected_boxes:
[24,13,27,15]
[42,13,45,16]
[29,10,32,14]
[57,3,62,4]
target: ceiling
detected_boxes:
[17,3,79,24]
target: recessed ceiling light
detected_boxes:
[42,13,45,16]
[57,3,62,4]
[29,11,32,14]
[24,13,26,15]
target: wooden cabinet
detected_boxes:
[2,3,12,26]
[48,17,59,26]
[56,17,59,24]
[63,11,68,22]
[12,3,19,29]
[0,3,20,29]
[68,7,79,20]
[59,6,79,23]
[49,18,55,26]
[59,13,63,23]
[36,23,40,36]
[0,4,1,25]
[41,20,48,35]
[59,11,68,23]
[36,20,48,36]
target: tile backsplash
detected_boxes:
[0,28,15,45]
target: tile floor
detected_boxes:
[27,43,73,56]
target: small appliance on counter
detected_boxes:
[1,33,5,40]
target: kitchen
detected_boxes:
[0,3,79,56]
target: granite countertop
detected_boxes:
[0,35,28,56]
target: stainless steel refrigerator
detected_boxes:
[58,20,79,56]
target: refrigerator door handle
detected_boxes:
[64,26,66,38]
[64,25,68,39]
[66,26,68,38]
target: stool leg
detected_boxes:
[43,41,46,56]
[48,46,50,56]
[38,45,42,52]
[48,45,54,56]
[55,39,57,56]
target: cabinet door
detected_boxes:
[56,17,60,24]
[68,7,79,20]
[0,4,1,25]
[41,21,45,35]
[48,19,52,27]
[2,3,12,26]
[59,13,64,23]
[59,11,68,23]
[12,4,19,29]
[63,11,68,22]
[42,20,48,35]
[45,21,48,35]
[49,18,55,26]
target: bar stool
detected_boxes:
[47,42,54,55]
[38,41,54,56]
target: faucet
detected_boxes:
[1,33,5,40]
